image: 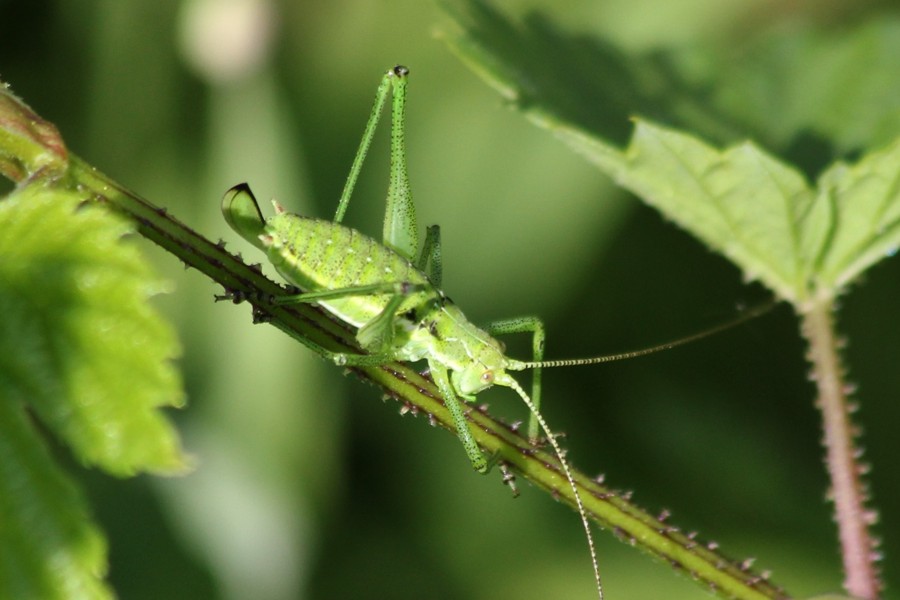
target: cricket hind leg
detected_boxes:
[333,68,393,226]
[416,224,443,286]
[333,66,419,263]
[271,281,424,306]
[272,281,424,358]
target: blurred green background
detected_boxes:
[4,0,900,598]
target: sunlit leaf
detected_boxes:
[440,0,900,303]
[0,184,186,597]
[0,185,186,474]
[814,138,900,289]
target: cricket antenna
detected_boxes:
[504,376,603,600]
[516,300,775,370]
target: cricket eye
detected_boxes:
[481,371,494,384]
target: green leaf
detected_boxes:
[497,112,900,305]
[439,0,900,159]
[693,18,900,154]
[440,0,900,303]
[549,119,834,302]
[0,184,186,596]
[438,0,735,148]
[544,119,900,304]
[0,185,186,474]
[815,138,900,289]
[0,397,111,600]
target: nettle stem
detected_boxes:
[800,295,881,599]
[71,155,789,600]
[1,85,790,600]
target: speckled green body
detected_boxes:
[263,212,512,397]
[265,212,428,329]
[219,62,605,597]
[219,64,603,597]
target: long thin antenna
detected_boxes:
[515,300,775,370]
[503,376,603,600]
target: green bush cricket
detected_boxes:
[222,65,771,599]
[222,63,606,597]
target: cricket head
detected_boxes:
[447,332,513,397]
[452,362,508,397]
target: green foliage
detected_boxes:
[546,121,900,304]
[2,1,899,598]
[440,0,900,157]
[549,122,829,303]
[686,18,900,154]
[0,185,186,598]
[815,141,900,289]
[438,1,899,598]
[439,0,900,305]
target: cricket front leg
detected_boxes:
[484,316,546,442]
[429,361,487,473]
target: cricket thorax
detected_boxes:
[411,301,509,396]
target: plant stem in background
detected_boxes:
[800,296,881,599]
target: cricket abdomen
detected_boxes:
[263,213,432,327]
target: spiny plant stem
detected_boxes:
[71,156,788,599]
[800,296,881,599]
[0,85,791,600]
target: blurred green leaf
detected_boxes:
[439,0,900,158]
[814,138,900,290]
[687,17,900,154]
[438,0,743,147]
[549,119,827,302]
[0,184,187,596]
[0,185,186,475]
[0,185,187,597]
[440,0,900,304]
[0,394,111,600]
